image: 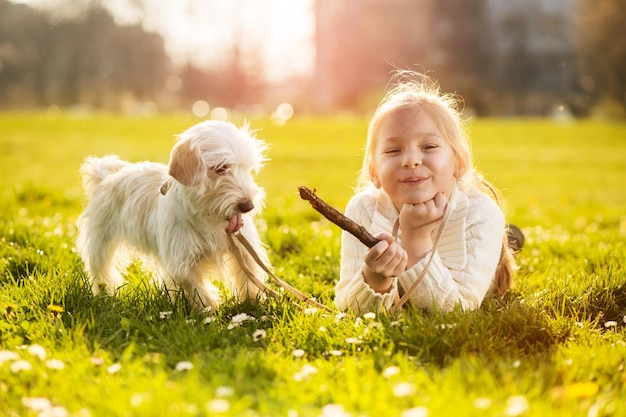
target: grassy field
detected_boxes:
[0,113,625,416]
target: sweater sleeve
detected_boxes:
[397,193,505,311]
[334,191,399,312]
[335,189,506,313]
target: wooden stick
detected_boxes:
[298,186,379,248]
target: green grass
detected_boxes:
[1,112,625,416]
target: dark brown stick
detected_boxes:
[298,186,380,248]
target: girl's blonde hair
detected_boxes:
[359,71,515,296]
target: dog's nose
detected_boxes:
[238,200,254,213]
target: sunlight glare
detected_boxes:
[148,0,314,82]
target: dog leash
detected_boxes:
[228,195,452,315]
[226,232,334,313]
[388,199,452,314]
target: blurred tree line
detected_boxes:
[0,0,624,116]
[315,0,625,116]
[0,0,168,109]
[575,0,626,117]
[0,0,261,112]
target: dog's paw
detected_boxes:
[92,281,114,296]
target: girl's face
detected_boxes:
[372,108,458,209]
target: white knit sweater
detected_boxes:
[335,184,505,312]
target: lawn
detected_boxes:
[0,112,625,416]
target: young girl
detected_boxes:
[335,71,517,313]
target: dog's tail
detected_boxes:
[80,155,128,198]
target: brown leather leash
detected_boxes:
[388,200,452,313]
[227,195,452,314]
[227,232,333,313]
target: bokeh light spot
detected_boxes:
[210,107,229,121]
[271,102,294,125]
[192,100,210,117]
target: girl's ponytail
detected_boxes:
[492,235,516,295]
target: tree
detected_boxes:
[482,0,577,115]
[0,0,49,106]
[431,0,490,112]
[576,0,626,110]
[0,0,170,109]
[313,0,491,112]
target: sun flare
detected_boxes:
[142,0,315,81]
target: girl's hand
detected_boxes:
[362,232,407,293]
[399,192,447,265]
[399,192,447,237]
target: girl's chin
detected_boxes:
[402,193,436,205]
[399,187,452,205]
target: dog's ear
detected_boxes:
[168,139,204,187]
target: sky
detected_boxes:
[12,0,316,82]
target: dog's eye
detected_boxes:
[212,164,229,175]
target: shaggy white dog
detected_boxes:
[76,120,269,309]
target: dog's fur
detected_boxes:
[76,120,269,309]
